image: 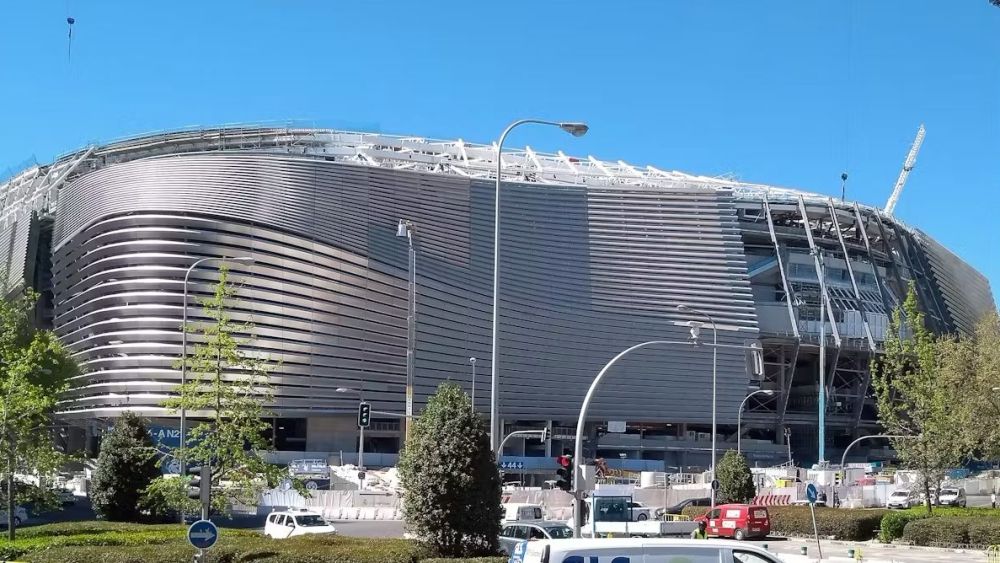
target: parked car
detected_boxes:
[886,489,917,509]
[263,509,336,539]
[0,506,29,527]
[501,503,544,522]
[628,501,652,521]
[693,504,770,541]
[657,497,712,519]
[55,488,77,506]
[937,487,967,507]
[498,522,573,555]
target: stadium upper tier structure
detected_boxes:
[0,126,993,473]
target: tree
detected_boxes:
[871,284,972,514]
[715,450,756,504]
[146,265,288,515]
[945,311,1000,460]
[399,382,501,557]
[91,411,160,521]
[0,289,78,539]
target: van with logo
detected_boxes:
[502,503,545,522]
[510,537,784,563]
[692,504,770,540]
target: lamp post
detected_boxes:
[179,255,254,476]
[469,357,477,410]
[737,390,775,454]
[839,434,907,469]
[490,118,588,453]
[811,247,828,464]
[396,219,416,442]
[677,304,718,510]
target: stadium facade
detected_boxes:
[0,126,993,473]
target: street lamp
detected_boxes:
[677,304,718,510]
[490,118,588,453]
[179,255,254,476]
[737,390,775,454]
[395,219,416,442]
[469,357,477,410]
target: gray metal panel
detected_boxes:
[915,230,996,334]
[51,153,758,423]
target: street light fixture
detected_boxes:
[491,118,588,453]
[395,219,417,442]
[676,304,719,510]
[179,255,254,477]
[737,390,775,454]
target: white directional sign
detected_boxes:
[187,519,219,550]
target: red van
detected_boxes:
[694,503,770,540]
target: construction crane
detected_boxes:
[883,124,926,216]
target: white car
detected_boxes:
[0,506,29,527]
[886,489,916,509]
[628,501,652,521]
[264,509,336,539]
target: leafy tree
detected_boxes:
[399,382,501,557]
[91,411,160,521]
[715,450,756,504]
[0,289,78,539]
[146,265,288,515]
[871,284,972,514]
[944,311,1000,459]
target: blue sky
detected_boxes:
[1,1,998,300]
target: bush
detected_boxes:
[22,535,431,563]
[399,383,501,557]
[901,516,1000,548]
[680,505,885,541]
[91,411,162,521]
[716,451,756,504]
[879,511,927,542]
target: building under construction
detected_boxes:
[0,126,992,472]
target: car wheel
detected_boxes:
[637,513,648,521]
[734,528,747,541]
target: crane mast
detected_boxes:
[884,124,926,216]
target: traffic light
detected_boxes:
[187,464,211,519]
[835,471,844,487]
[358,402,371,428]
[555,453,573,492]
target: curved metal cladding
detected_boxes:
[916,230,995,335]
[51,152,757,424]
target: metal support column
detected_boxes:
[828,199,876,351]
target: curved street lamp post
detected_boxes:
[490,119,588,453]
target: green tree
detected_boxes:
[146,265,287,515]
[399,382,501,557]
[944,311,1000,459]
[715,450,756,504]
[0,289,78,539]
[871,284,972,514]
[91,411,160,521]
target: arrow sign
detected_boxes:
[806,483,818,504]
[187,519,219,550]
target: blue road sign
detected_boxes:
[187,519,219,550]
[806,483,818,504]
[499,461,525,470]
[508,539,528,563]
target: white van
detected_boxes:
[503,503,545,522]
[264,509,336,539]
[512,537,785,563]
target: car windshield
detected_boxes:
[890,491,909,498]
[544,526,574,539]
[294,515,327,527]
[940,489,958,495]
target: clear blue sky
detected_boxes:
[1,1,998,301]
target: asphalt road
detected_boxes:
[333,520,405,537]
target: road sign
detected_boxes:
[607,420,626,433]
[510,539,528,563]
[187,519,219,550]
[711,479,720,491]
[500,461,524,470]
[806,483,818,503]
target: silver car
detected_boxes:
[499,522,573,555]
[938,487,967,507]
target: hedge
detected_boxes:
[902,516,1000,548]
[879,511,927,542]
[681,505,886,541]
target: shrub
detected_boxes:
[716,451,756,504]
[399,383,502,557]
[901,516,1000,548]
[91,411,161,521]
[879,511,927,542]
